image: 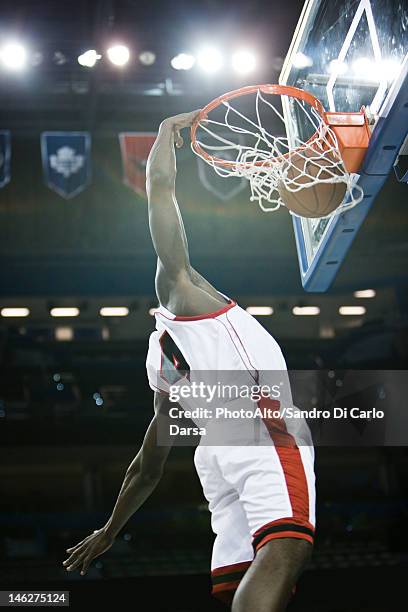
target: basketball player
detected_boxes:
[63,110,316,612]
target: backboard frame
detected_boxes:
[280,0,408,291]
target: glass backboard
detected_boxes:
[280,0,408,291]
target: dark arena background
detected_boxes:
[0,1,407,611]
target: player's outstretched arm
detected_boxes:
[62,393,174,576]
[146,110,201,281]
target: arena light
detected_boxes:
[171,53,195,71]
[0,42,27,70]
[53,51,67,66]
[50,307,80,317]
[232,49,257,74]
[107,44,130,67]
[139,50,156,66]
[353,57,401,82]
[1,307,30,317]
[339,306,366,316]
[30,51,43,67]
[292,306,320,316]
[100,306,129,317]
[353,289,376,298]
[78,49,101,68]
[246,306,273,316]
[377,58,401,82]
[352,57,377,81]
[328,59,348,75]
[292,52,313,69]
[197,47,223,73]
[55,327,74,341]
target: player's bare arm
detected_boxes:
[62,392,175,576]
[146,111,229,316]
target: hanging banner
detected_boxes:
[196,132,247,201]
[41,132,91,199]
[119,132,157,198]
[0,130,11,188]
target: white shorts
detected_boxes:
[194,442,316,602]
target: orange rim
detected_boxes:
[190,84,328,168]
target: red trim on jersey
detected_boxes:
[172,299,237,321]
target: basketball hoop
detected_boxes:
[191,84,370,217]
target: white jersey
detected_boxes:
[146,297,312,446]
[147,298,284,376]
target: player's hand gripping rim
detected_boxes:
[161,109,202,148]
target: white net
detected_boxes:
[192,88,364,216]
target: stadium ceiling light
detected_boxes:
[328,59,348,75]
[53,51,67,66]
[50,307,80,317]
[339,306,366,316]
[30,51,43,67]
[246,306,273,316]
[353,289,376,298]
[292,52,313,69]
[232,49,257,74]
[352,57,377,80]
[171,53,195,71]
[377,58,401,82]
[197,47,223,73]
[78,49,101,68]
[139,50,156,66]
[353,57,402,83]
[0,42,28,70]
[292,306,320,316]
[352,57,401,83]
[107,44,130,67]
[55,327,74,341]
[100,306,129,317]
[1,307,30,317]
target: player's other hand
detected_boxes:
[62,527,114,576]
[162,109,202,148]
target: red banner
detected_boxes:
[119,132,157,198]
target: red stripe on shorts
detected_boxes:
[256,397,312,546]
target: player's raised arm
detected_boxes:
[146,110,201,281]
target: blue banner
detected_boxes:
[0,130,11,188]
[41,132,91,199]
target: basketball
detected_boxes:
[277,146,347,218]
